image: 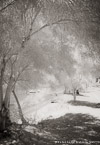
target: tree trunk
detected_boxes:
[0,58,6,110]
[64,86,67,94]
[0,103,9,131]
[0,58,7,131]
[0,76,14,131]
[0,77,3,110]
[12,90,27,124]
[73,89,76,102]
[4,76,14,109]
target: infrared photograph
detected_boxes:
[0,0,100,145]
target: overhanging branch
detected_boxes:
[30,18,100,36]
[0,0,17,12]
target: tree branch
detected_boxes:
[0,0,17,12]
[12,64,31,89]
[30,18,100,36]
[22,7,41,48]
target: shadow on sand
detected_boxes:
[68,100,100,108]
[39,113,100,144]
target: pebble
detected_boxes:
[11,140,17,144]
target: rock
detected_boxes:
[47,115,53,119]
[51,100,57,103]
[12,140,17,144]
[18,119,22,124]
[24,125,37,134]
[88,130,97,136]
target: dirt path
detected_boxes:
[23,86,100,123]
